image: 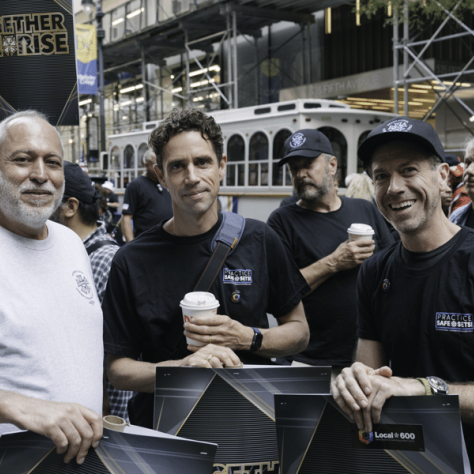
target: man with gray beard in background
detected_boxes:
[0,111,103,465]
[267,129,394,370]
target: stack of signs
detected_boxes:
[0,0,79,125]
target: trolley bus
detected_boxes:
[104,99,397,221]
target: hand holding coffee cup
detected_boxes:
[180,291,219,346]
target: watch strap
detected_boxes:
[416,378,433,396]
[250,327,262,352]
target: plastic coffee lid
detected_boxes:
[347,223,374,235]
[180,291,219,310]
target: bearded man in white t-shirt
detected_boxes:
[0,111,103,465]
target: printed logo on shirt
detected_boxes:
[72,271,93,300]
[435,312,473,332]
[223,268,252,285]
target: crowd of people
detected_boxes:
[1,106,474,466]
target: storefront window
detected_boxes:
[226,134,245,186]
[249,132,269,186]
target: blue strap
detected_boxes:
[211,211,246,255]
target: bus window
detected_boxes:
[226,134,245,186]
[317,127,348,188]
[249,132,269,186]
[357,131,371,173]
[137,143,148,176]
[272,129,292,186]
[124,144,135,169]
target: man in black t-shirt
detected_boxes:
[267,129,394,367]
[450,138,474,228]
[102,108,310,426]
[121,149,173,242]
[331,117,474,462]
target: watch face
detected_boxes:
[427,376,449,394]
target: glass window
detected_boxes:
[272,129,292,186]
[357,131,371,174]
[138,143,148,166]
[317,127,348,189]
[124,144,135,169]
[110,146,120,170]
[226,134,245,186]
[126,0,143,34]
[111,6,126,41]
[249,132,269,186]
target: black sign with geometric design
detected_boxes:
[0,0,78,125]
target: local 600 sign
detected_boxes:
[0,0,78,125]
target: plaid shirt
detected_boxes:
[84,223,133,422]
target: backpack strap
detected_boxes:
[86,239,118,256]
[156,212,246,361]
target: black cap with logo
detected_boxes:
[278,129,334,167]
[357,117,446,164]
[63,161,96,204]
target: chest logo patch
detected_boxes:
[72,271,93,300]
[435,312,473,332]
[223,268,252,285]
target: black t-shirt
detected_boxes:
[122,175,173,237]
[464,207,474,229]
[357,226,474,381]
[103,214,309,365]
[267,196,394,366]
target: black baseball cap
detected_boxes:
[357,117,446,164]
[278,129,333,167]
[444,153,460,167]
[63,161,96,204]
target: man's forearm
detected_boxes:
[300,256,337,293]
[121,215,134,242]
[256,303,309,358]
[448,383,474,423]
[107,355,182,393]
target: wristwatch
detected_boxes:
[426,376,449,395]
[250,327,263,352]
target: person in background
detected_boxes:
[121,149,173,242]
[267,129,394,369]
[0,110,103,464]
[449,139,474,227]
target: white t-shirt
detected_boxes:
[0,221,103,435]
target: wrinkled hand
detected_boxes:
[184,314,252,351]
[331,362,393,432]
[15,398,102,464]
[182,344,241,368]
[328,239,375,272]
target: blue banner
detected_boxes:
[76,24,97,95]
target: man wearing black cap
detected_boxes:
[51,162,119,303]
[51,162,133,422]
[331,117,474,461]
[267,129,393,368]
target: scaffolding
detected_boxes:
[394,0,474,146]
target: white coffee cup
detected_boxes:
[180,291,220,346]
[347,223,375,241]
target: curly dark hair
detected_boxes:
[148,108,224,171]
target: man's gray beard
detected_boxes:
[0,169,65,231]
[296,170,332,204]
